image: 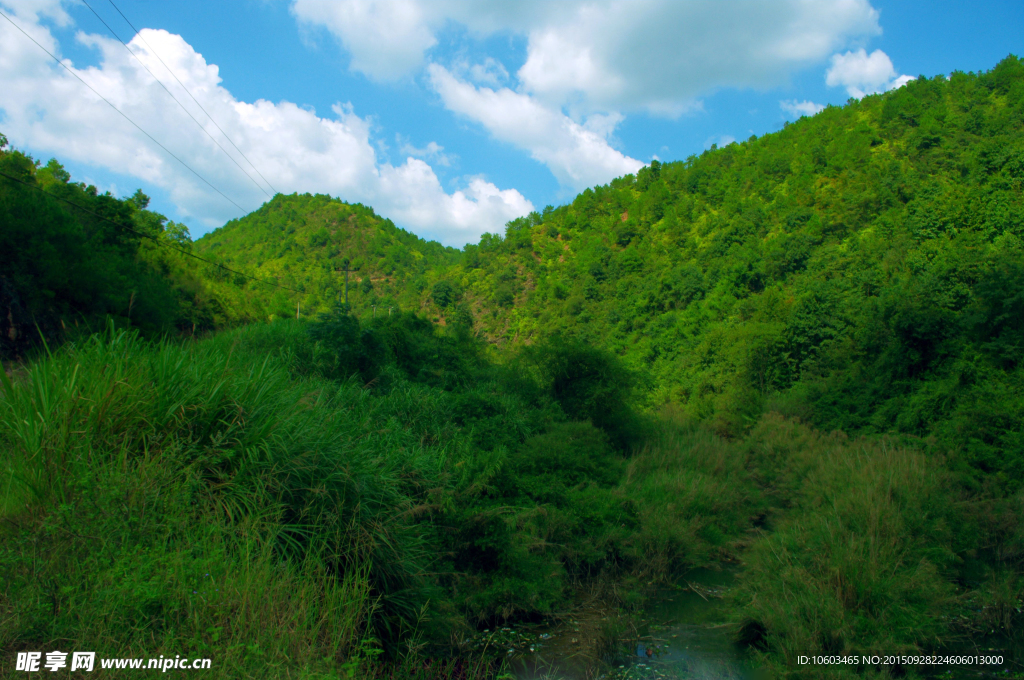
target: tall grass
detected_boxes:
[617,411,1023,677]
[622,410,759,574]
[732,414,1019,678]
[5,323,1017,678]
[0,322,628,677]
[0,326,454,677]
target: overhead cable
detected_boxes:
[81,0,274,199]
[0,7,251,214]
[107,0,280,196]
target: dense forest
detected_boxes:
[190,57,1024,485]
[2,56,1023,679]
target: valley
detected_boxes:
[2,57,1024,679]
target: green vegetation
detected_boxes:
[0,320,687,677]
[420,56,1024,489]
[0,134,235,352]
[733,416,1021,677]
[179,57,1024,487]
[2,56,1024,678]
[194,194,460,322]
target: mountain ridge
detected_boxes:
[187,55,1024,480]
[3,54,1024,680]
[2,55,1023,473]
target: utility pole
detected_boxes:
[372,305,377,318]
[336,260,353,311]
[388,306,393,317]
[296,301,300,320]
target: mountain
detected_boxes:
[194,55,1024,482]
[194,193,460,321]
[3,55,1024,680]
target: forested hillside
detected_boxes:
[0,133,229,354]
[2,56,1024,680]
[441,57,1024,480]
[192,56,1024,484]
[194,194,460,320]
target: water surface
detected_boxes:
[497,565,754,680]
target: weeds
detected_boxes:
[0,324,662,677]
[3,325,1021,679]
[0,326,443,676]
[732,415,1022,677]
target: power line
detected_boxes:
[107,0,280,196]
[80,0,274,200]
[0,168,300,294]
[0,7,251,214]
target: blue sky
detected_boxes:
[1,0,1021,247]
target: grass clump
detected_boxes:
[731,414,1021,678]
[621,413,758,575]
[0,326,447,677]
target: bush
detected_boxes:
[431,280,457,308]
[516,337,647,449]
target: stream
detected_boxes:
[461,564,1023,680]
[593,566,755,680]
[495,565,754,680]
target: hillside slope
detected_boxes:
[201,56,1024,480]
[194,193,460,320]
[0,136,234,354]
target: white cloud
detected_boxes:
[1,0,70,26]
[292,0,882,195]
[396,136,454,167]
[888,74,916,90]
[445,56,510,88]
[294,0,881,116]
[581,112,626,140]
[468,57,509,87]
[0,11,530,246]
[290,0,437,81]
[377,163,532,244]
[427,64,643,191]
[290,0,570,82]
[518,1,880,117]
[825,48,915,99]
[780,99,825,118]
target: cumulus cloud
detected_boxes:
[295,0,881,116]
[825,48,915,98]
[518,0,880,116]
[0,8,529,245]
[290,0,437,81]
[427,64,643,191]
[466,57,509,87]
[0,0,70,26]
[888,74,916,90]
[290,0,568,82]
[293,0,883,194]
[780,99,825,118]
